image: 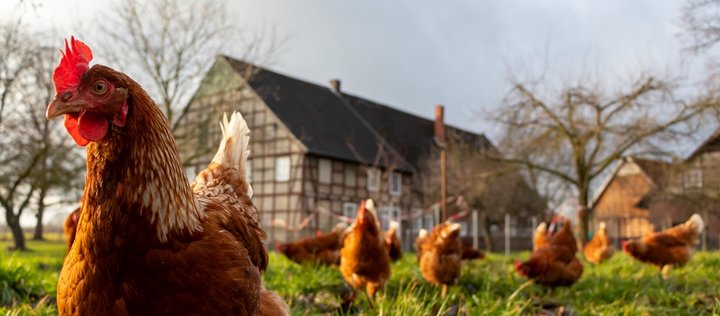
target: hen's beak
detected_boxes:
[47,93,85,119]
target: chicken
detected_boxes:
[583,221,614,264]
[623,213,704,276]
[515,219,583,287]
[46,37,287,315]
[417,222,463,297]
[533,221,551,250]
[276,223,346,265]
[384,220,403,261]
[340,199,391,299]
[461,240,484,260]
[62,207,81,253]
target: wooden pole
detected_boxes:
[434,105,447,222]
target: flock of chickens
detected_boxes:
[274,201,705,303]
[49,36,706,315]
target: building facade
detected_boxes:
[176,56,542,248]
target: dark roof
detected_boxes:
[631,157,670,184]
[687,127,720,161]
[222,56,493,173]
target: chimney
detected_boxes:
[329,79,341,93]
[434,104,445,145]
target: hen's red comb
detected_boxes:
[52,36,93,95]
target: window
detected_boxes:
[683,169,702,189]
[275,156,290,182]
[367,168,381,192]
[343,202,358,219]
[379,206,401,231]
[319,159,332,184]
[389,172,402,196]
[424,214,435,230]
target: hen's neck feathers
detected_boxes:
[82,72,203,243]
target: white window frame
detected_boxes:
[342,202,358,219]
[683,169,702,189]
[389,172,402,196]
[367,168,381,192]
[318,159,332,184]
[379,205,401,232]
[275,156,291,182]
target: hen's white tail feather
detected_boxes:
[211,112,253,198]
[687,213,705,235]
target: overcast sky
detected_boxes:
[1,0,713,226]
[4,0,704,139]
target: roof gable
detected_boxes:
[591,156,670,208]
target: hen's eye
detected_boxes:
[92,82,107,94]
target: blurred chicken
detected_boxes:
[623,213,704,276]
[276,223,347,265]
[461,240,485,260]
[417,222,463,297]
[515,219,583,287]
[533,222,551,250]
[340,199,391,300]
[583,221,614,264]
[63,207,81,253]
[384,220,403,261]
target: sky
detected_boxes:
[1,0,715,226]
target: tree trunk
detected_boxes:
[6,212,26,251]
[577,183,590,245]
[32,186,47,241]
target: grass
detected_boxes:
[1,240,719,315]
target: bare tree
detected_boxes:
[490,71,715,244]
[89,0,286,139]
[681,0,720,53]
[0,23,84,250]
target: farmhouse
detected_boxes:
[176,56,544,247]
[593,130,720,249]
[591,156,670,244]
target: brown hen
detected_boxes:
[417,222,463,297]
[47,37,286,315]
[340,199,391,299]
[384,220,403,261]
[623,213,704,276]
[515,219,583,287]
[276,223,346,265]
[583,221,614,264]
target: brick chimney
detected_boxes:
[329,79,341,92]
[434,104,445,145]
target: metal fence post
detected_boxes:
[472,209,479,249]
[505,213,510,256]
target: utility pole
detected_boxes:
[434,105,447,222]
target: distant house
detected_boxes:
[591,156,670,244]
[641,129,720,249]
[175,56,544,248]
